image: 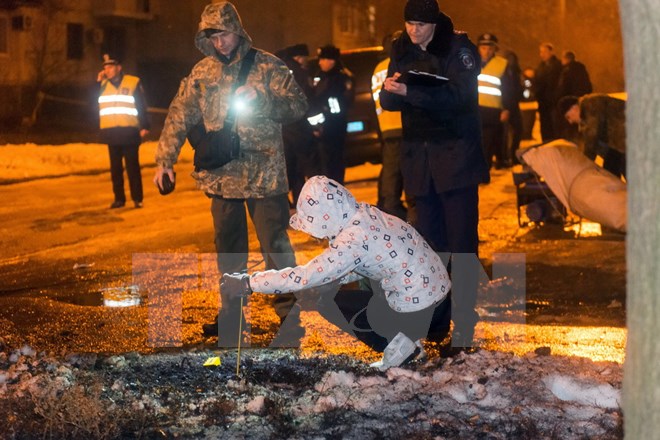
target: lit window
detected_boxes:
[338,4,357,35]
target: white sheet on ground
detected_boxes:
[520,140,627,232]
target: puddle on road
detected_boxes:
[57,286,142,307]
[66,291,104,306]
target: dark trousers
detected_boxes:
[283,129,316,207]
[508,107,523,163]
[210,194,298,344]
[414,184,481,343]
[538,104,558,142]
[317,133,346,185]
[603,149,626,179]
[316,279,451,353]
[108,143,142,203]
[480,106,506,168]
[378,137,415,222]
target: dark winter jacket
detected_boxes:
[380,12,489,194]
[579,93,626,158]
[280,56,315,145]
[557,60,593,99]
[533,55,562,110]
[312,64,355,140]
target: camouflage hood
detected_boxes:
[289,176,359,240]
[194,2,253,60]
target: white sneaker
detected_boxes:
[369,332,417,371]
[414,339,427,362]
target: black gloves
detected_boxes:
[221,272,252,298]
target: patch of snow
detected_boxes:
[543,374,621,408]
[246,395,266,414]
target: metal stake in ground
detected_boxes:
[236,295,244,376]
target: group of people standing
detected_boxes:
[534,42,593,143]
[93,0,489,370]
[95,0,616,370]
[473,34,595,171]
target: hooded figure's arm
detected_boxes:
[155,74,203,168]
[254,54,308,125]
[249,238,362,294]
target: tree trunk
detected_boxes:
[619,0,660,438]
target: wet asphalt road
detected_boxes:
[0,160,626,362]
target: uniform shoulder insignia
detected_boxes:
[458,48,476,71]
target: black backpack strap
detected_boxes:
[225,48,257,128]
[236,48,257,88]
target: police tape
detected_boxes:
[38,91,169,114]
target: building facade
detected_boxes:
[0,0,625,130]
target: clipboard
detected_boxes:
[395,70,449,87]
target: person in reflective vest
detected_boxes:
[371,31,416,224]
[476,33,518,169]
[97,53,150,209]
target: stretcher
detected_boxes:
[516,140,627,232]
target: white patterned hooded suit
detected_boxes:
[249,176,451,313]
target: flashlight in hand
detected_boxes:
[232,96,249,115]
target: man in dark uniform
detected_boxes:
[97,54,150,209]
[310,44,355,184]
[380,0,490,348]
[276,43,316,207]
[557,50,592,100]
[533,42,562,142]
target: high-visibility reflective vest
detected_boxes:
[371,57,402,139]
[98,74,140,129]
[478,55,507,109]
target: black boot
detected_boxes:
[270,303,305,348]
[202,314,220,337]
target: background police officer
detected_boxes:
[477,33,518,169]
[310,45,355,184]
[97,54,150,209]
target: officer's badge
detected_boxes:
[459,49,475,71]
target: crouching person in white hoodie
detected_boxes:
[221,175,451,370]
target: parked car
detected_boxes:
[310,46,388,166]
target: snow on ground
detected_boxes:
[0,141,382,184]
[0,342,622,439]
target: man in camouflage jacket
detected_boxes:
[558,93,626,178]
[153,2,308,346]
